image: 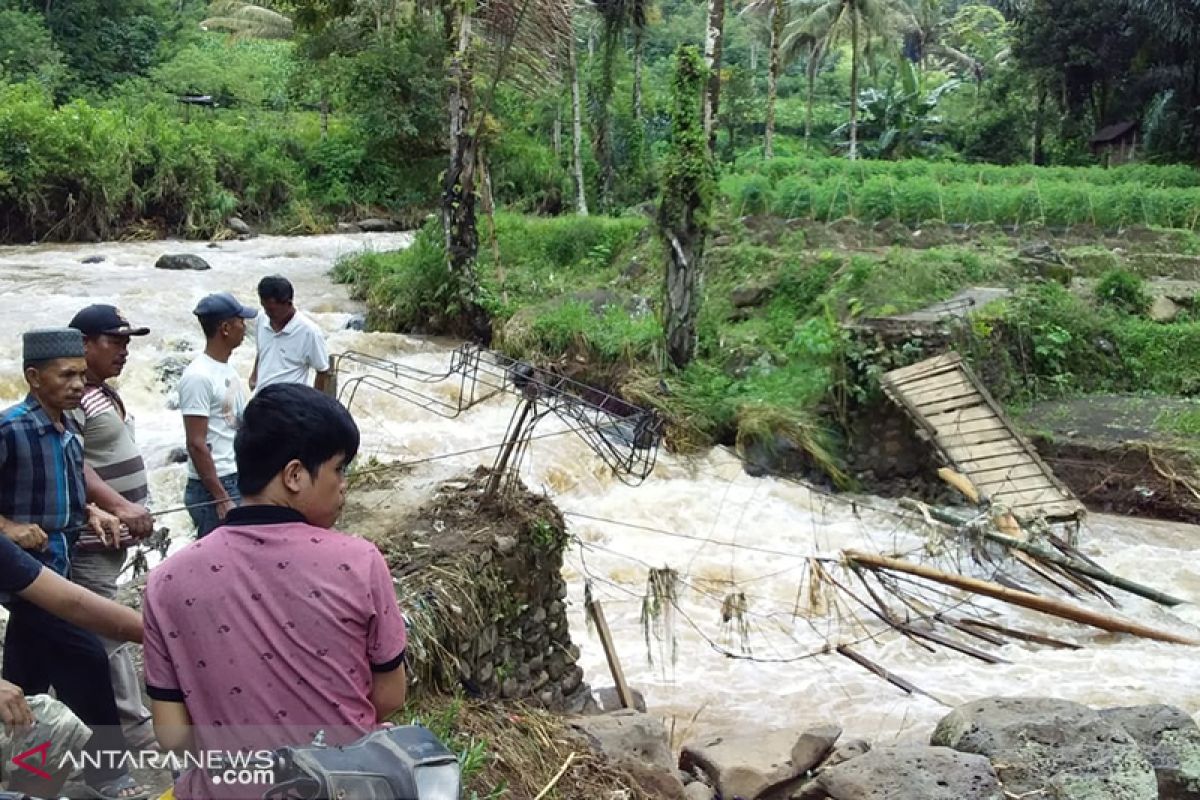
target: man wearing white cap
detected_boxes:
[179,292,257,538]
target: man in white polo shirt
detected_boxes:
[249,274,332,395]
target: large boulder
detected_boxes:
[356,217,399,232]
[1100,704,1200,799]
[680,725,840,800]
[226,216,254,236]
[794,746,1004,800]
[932,697,1158,800]
[569,710,684,798]
[1149,295,1181,323]
[155,254,210,271]
[731,284,773,308]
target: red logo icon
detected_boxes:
[12,741,52,780]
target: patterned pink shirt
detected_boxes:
[143,506,407,799]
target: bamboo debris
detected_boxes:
[899,622,1010,664]
[900,496,1186,608]
[934,613,1008,647]
[953,617,1082,650]
[844,550,1200,646]
[836,644,937,699]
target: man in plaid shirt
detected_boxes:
[0,328,148,800]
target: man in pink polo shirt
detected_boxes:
[142,384,407,800]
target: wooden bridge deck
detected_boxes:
[881,353,1084,523]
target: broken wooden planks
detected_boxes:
[881,352,1084,524]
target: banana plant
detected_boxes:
[834,57,959,157]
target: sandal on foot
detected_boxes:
[85,773,150,800]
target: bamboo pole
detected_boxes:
[836,645,937,700]
[899,498,1186,607]
[953,616,1082,650]
[844,550,1199,646]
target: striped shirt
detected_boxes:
[0,396,86,575]
[68,382,148,551]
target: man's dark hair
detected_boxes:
[258,274,295,304]
[22,358,51,372]
[198,314,224,339]
[236,383,360,496]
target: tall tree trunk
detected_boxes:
[553,106,562,158]
[764,0,783,159]
[478,148,504,298]
[593,34,618,211]
[319,90,330,140]
[659,46,713,369]
[1032,83,1047,165]
[633,27,645,123]
[702,0,726,153]
[805,47,818,146]
[444,4,479,291]
[848,9,859,160]
[569,30,589,216]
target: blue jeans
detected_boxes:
[185,475,242,539]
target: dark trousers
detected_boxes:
[3,598,128,786]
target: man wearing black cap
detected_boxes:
[180,292,257,538]
[0,327,149,800]
[68,304,157,748]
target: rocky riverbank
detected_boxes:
[569,693,1200,799]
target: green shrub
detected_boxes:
[1095,269,1151,315]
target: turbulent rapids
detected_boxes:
[1,232,1198,745]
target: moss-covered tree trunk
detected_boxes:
[764,0,783,159]
[658,46,714,369]
[444,1,480,294]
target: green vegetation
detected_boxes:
[720,165,1200,229]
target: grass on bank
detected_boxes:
[333,155,1200,482]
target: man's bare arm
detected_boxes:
[19,568,142,643]
[184,415,234,519]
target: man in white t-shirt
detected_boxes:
[249,274,332,395]
[179,292,256,539]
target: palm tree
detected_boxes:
[444,0,573,300]
[742,0,799,157]
[784,0,915,158]
[200,1,294,37]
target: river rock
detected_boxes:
[155,254,210,271]
[593,685,647,713]
[226,216,254,236]
[166,447,188,465]
[680,725,839,800]
[81,255,106,264]
[337,222,363,233]
[932,697,1158,800]
[731,284,772,308]
[343,313,367,331]
[569,710,683,797]
[794,746,1004,800]
[1100,704,1200,799]
[155,354,191,391]
[683,782,715,800]
[356,218,399,232]
[819,739,871,771]
[1149,295,1181,322]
